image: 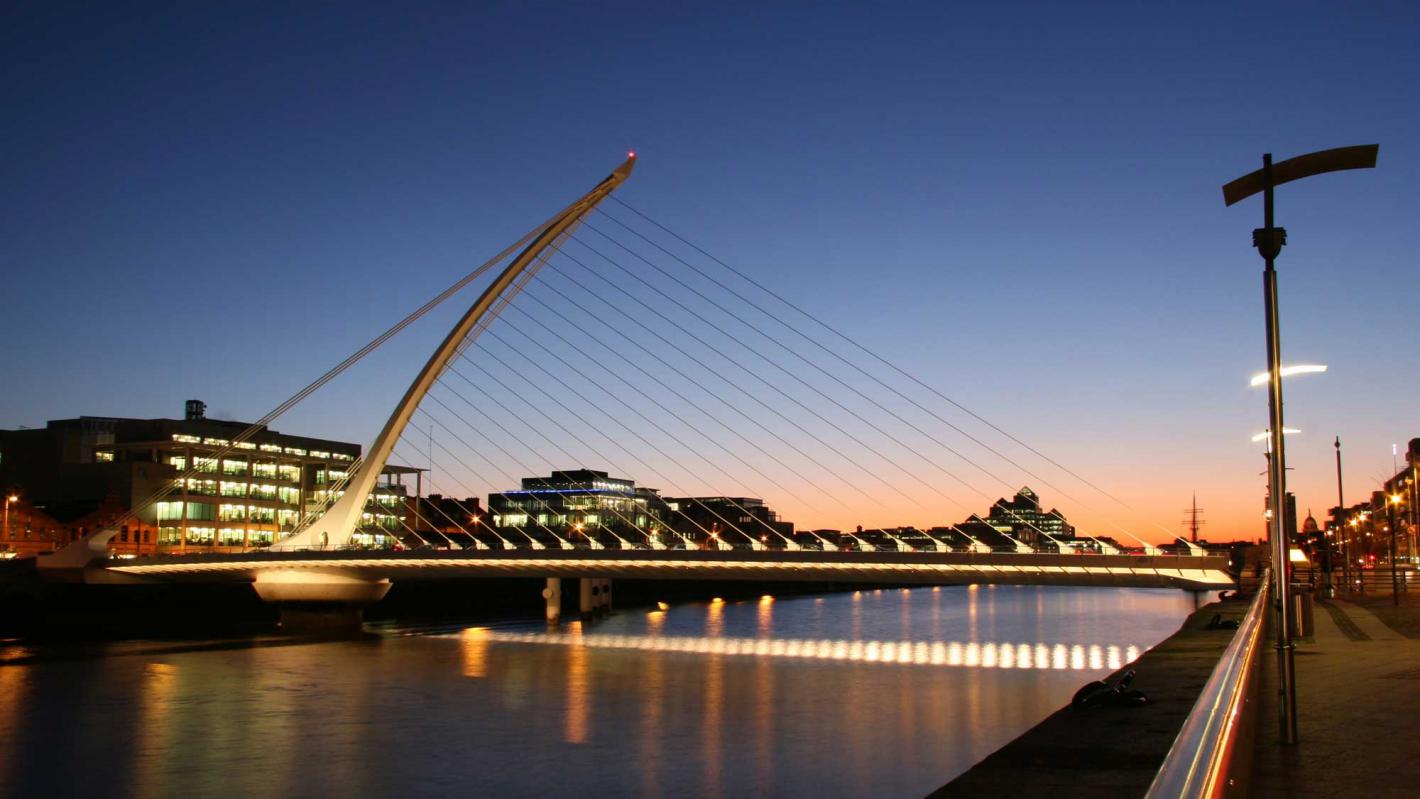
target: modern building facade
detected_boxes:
[0,401,413,555]
[488,469,672,548]
[981,487,1076,547]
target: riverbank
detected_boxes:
[929,591,1250,798]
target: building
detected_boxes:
[665,496,794,548]
[0,400,414,555]
[982,487,1075,547]
[409,493,488,548]
[487,469,671,548]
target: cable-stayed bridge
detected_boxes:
[41,154,1234,621]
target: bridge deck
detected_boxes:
[100,549,1235,590]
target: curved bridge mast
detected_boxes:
[274,155,636,551]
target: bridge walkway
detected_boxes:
[1250,592,1420,799]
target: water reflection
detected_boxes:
[477,630,1136,670]
[461,627,489,678]
[565,635,589,744]
[0,585,1191,799]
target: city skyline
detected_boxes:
[4,3,1418,542]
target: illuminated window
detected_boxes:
[218,528,245,546]
[194,457,218,473]
[309,450,330,459]
[186,526,216,545]
[234,441,257,450]
[284,447,307,456]
[219,481,247,497]
[94,450,114,463]
[222,459,248,475]
[168,456,187,471]
[259,443,282,453]
[172,434,201,444]
[203,438,229,447]
[252,462,276,478]
[278,465,301,482]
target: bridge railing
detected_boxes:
[1144,570,1269,799]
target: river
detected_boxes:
[0,584,1195,798]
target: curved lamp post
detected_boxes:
[1223,144,1378,745]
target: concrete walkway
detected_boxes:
[1250,592,1420,798]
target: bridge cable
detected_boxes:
[603,199,1173,546]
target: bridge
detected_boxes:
[39,153,1235,626]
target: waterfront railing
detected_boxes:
[1144,571,1270,799]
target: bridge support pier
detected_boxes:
[543,578,562,626]
[579,577,612,617]
[251,571,391,636]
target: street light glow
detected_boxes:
[1249,364,1327,387]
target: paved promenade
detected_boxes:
[1250,589,1420,798]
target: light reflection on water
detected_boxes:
[0,585,1193,798]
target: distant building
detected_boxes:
[0,400,414,555]
[410,494,488,548]
[665,496,794,548]
[488,469,671,548]
[982,487,1075,547]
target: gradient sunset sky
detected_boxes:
[4,3,1417,543]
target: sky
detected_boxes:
[3,2,1418,543]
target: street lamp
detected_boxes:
[1389,493,1402,605]
[3,495,17,546]
[1223,143,1379,746]
[1249,364,1328,387]
[1252,428,1301,444]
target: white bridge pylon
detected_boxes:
[272,155,636,552]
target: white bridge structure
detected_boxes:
[43,154,1235,626]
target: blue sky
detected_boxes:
[3,2,1417,539]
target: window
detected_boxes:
[194,457,218,473]
[284,447,307,456]
[222,459,248,475]
[203,438,229,447]
[252,462,276,478]
[172,434,201,444]
[186,526,215,545]
[219,504,245,522]
[168,455,187,471]
[95,450,114,463]
[259,443,282,453]
[218,528,245,546]
[278,464,301,482]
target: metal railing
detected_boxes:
[1145,571,1270,799]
